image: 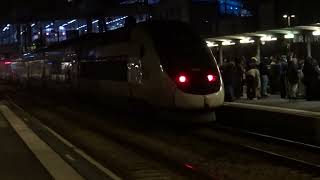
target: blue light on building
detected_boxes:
[192,0,252,16]
[218,0,252,16]
[119,0,160,5]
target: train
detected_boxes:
[0,20,224,112]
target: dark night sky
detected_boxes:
[0,0,320,24]
[0,0,121,22]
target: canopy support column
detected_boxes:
[256,38,261,63]
[306,34,312,58]
[219,44,223,66]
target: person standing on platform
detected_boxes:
[302,57,320,100]
[246,57,261,100]
[270,56,281,94]
[279,56,288,98]
[221,59,237,101]
[297,58,305,98]
[234,57,245,99]
[259,57,270,97]
[287,56,299,99]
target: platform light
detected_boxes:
[283,14,288,18]
[284,33,294,39]
[312,30,320,36]
[2,24,10,32]
[240,38,255,44]
[92,20,99,24]
[260,35,277,42]
[106,16,128,25]
[67,19,76,24]
[222,41,235,46]
[206,41,218,47]
[77,25,87,30]
[31,23,35,27]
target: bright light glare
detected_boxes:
[179,76,187,83]
[291,15,295,18]
[283,14,288,18]
[222,41,236,46]
[312,30,320,36]
[185,164,194,169]
[206,41,218,47]
[240,38,255,44]
[260,36,277,42]
[67,19,76,24]
[207,75,216,82]
[284,34,294,39]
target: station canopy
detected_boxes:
[205,23,320,47]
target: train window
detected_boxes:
[80,58,128,81]
[145,22,218,72]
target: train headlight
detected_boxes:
[178,75,187,83]
[207,74,217,83]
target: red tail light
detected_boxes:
[178,75,187,83]
[207,74,217,82]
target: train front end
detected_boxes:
[147,21,224,110]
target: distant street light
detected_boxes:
[283,14,295,27]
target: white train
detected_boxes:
[2,21,224,111]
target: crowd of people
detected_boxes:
[220,53,320,101]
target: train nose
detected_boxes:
[173,70,221,95]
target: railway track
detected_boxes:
[193,124,320,175]
[6,97,213,180]
[5,89,320,180]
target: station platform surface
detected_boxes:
[233,95,320,112]
[224,95,320,118]
[0,106,52,180]
[0,102,112,180]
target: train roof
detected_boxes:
[35,20,191,53]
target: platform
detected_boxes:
[223,95,320,119]
[0,102,118,180]
[0,107,52,180]
[235,95,320,112]
[218,96,320,145]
